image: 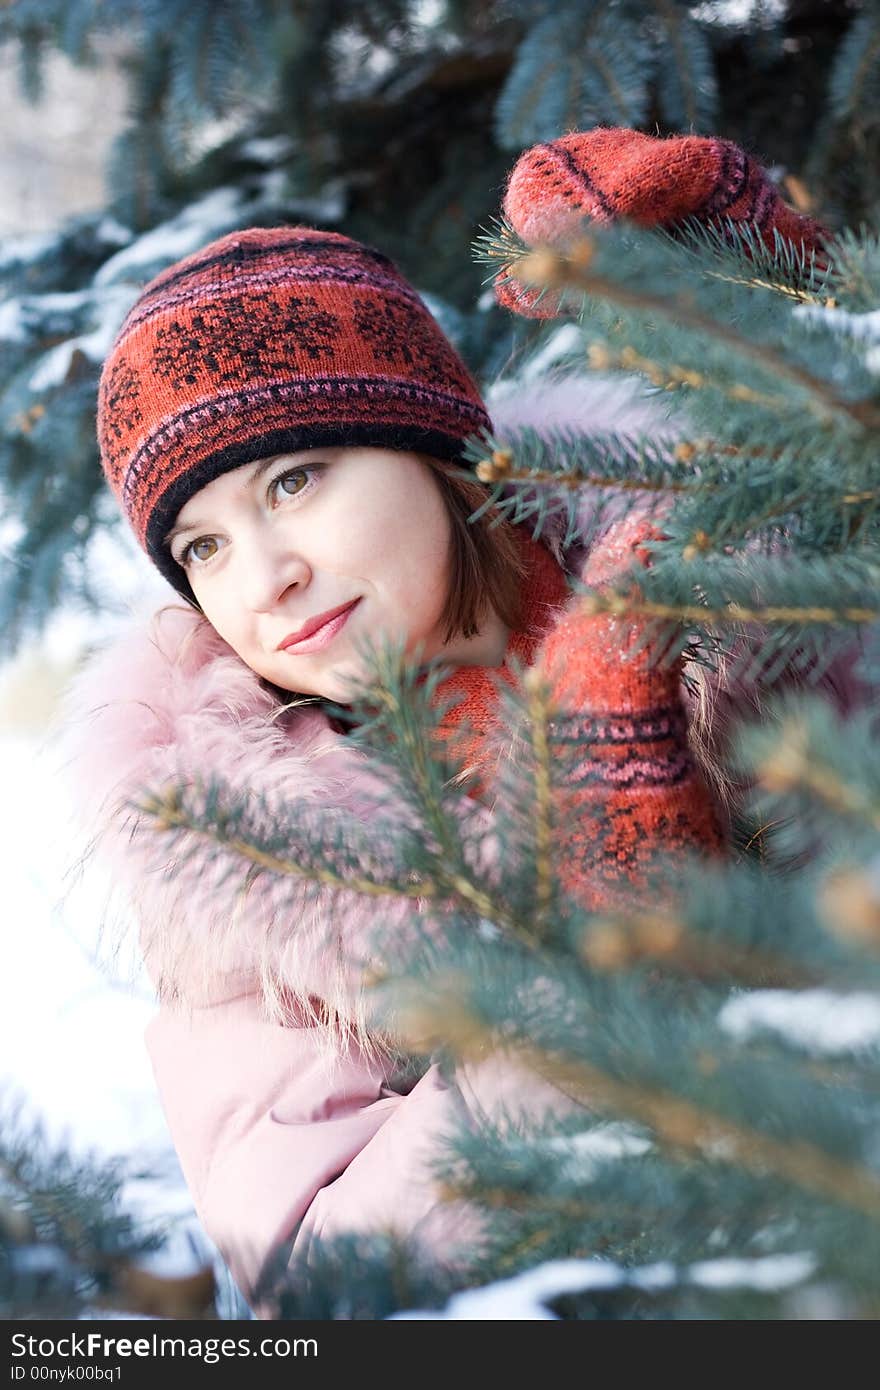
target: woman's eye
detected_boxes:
[175,463,324,568]
[182,536,219,567]
[270,467,312,502]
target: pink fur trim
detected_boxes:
[53,603,469,1055]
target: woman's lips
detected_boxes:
[279,599,360,655]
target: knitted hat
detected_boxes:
[97,227,491,600]
[495,127,831,317]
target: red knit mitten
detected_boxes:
[495,126,832,317]
[536,513,724,911]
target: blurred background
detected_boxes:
[1,0,878,1318]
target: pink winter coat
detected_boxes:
[53,531,591,1309]
[53,379,720,1311]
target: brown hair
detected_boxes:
[418,454,527,644]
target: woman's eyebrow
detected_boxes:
[163,455,291,546]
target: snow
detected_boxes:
[688,1253,816,1291]
[27,286,138,389]
[390,1251,814,1318]
[12,1246,75,1278]
[0,729,162,1160]
[0,719,187,1241]
[475,918,502,941]
[239,135,295,163]
[541,1123,652,1181]
[263,177,346,224]
[94,218,134,248]
[0,290,98,345]
[93,187,247,287]
[793,303,880,345]
[719,988,880,1055]
[0,230,58,269]
[9,289,97,314]
[0,299,28,343]
[693,0,786,23]
[517,323,583,378]
[487,365,680,438]
[390,1259,626,1320]
[90,179,347,291]
[4,169,349,402]
[793,303,880,375]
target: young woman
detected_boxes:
[57,128,828,1312]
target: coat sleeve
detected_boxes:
[144,990,579,1310]
[531,511,724,910]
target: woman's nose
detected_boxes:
[238,531,312,613]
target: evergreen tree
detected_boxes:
[3,0,880,1320]
[0,1093,219,1318]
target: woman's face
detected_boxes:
[166,446,491,701]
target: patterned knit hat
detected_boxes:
[97,226,491,600]
[496,127,831,317]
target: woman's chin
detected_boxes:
[317,658,376,705]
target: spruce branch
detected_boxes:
[521,664,556,937]
[656,0,728,134]
[470,431,878,502]
[472,442,705,494]
[820,864,880,952]
[519,1045,880,1222]
[133,785,436,902]
[398,986,880,1221]
[578,909,819,990]
[329,637,565,948]
[133,776,539,949]
[360,680,484,906]
[574,591,879,629]
[437,1181,602,1221]
[754,725,880,834]
[466,434,880,537]
[546,1057,879,1229]
[828,8,880,126]
[587,341,799,414]
[841,491,880,506]
[0,1094,170,1318]
[825,228,880,313]
[474,213,833,304]
[507,236,880,432]
[656,215,834,304]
